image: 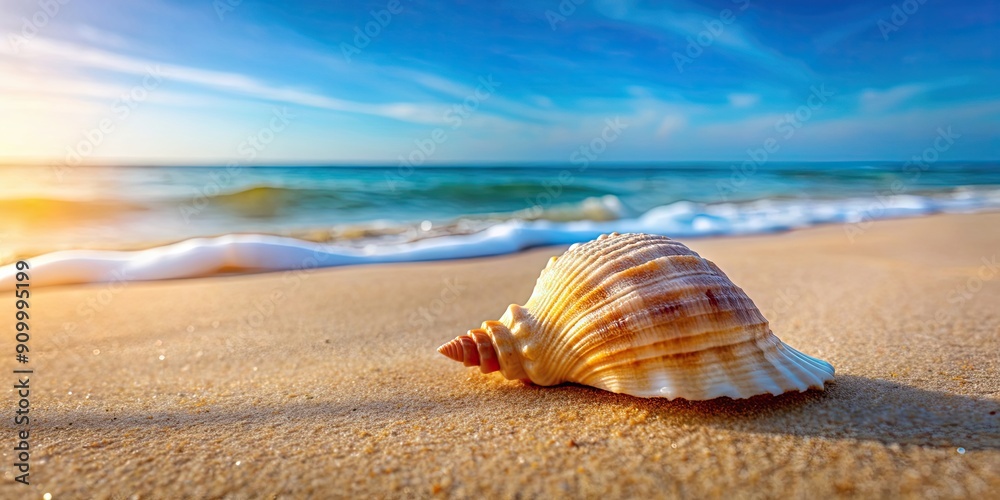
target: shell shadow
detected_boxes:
[565,374,1000,449]
[34,375,998,452]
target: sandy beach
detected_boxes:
[2,213,998,498]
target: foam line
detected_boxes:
[3,191,999,289]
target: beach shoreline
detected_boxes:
[3,162,1000,271]
[2,213,998,498]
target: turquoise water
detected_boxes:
[3,162,1000,255]
[122,161,1000,220]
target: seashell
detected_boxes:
[437,232,834,400]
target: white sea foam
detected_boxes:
[3,189,999,289]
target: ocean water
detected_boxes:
[2,162,999,286]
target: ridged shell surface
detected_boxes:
[439,232,835,400]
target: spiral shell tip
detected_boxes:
[437,338,465,363]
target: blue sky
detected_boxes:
[1,0,997,164]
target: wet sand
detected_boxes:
[2,213,998,498]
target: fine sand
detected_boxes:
[2,213,999,498]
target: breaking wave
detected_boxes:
[4,187,999,289]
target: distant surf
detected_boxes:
[3,186,999,289]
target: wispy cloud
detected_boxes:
[656,115,687,138]
[0,0,996,162]
[857,79,972,114]
[728,93,760,108]
[858,83,928,113]
[591,0,813,81]
[2,36,452,125]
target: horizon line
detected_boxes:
[1,159,998,168]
